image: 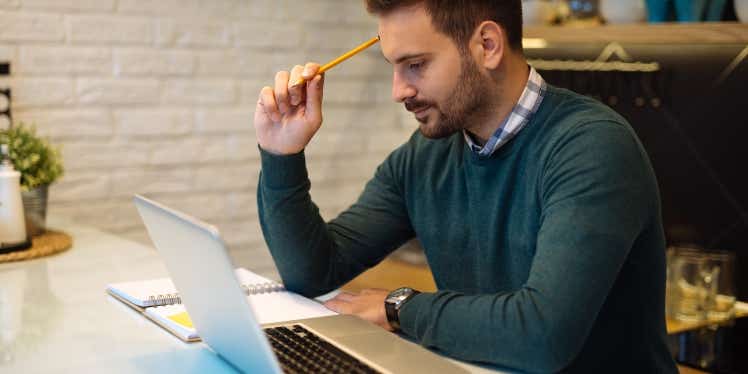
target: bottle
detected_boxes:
[0,143,28,249]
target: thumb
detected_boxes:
[305,74,324,125]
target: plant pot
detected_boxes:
[21,185,48,237]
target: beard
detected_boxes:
[404,55,494,139]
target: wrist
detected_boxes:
[385,287,420,332]
[257,142,304,156]
[258,145,309,189]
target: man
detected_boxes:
[254,1,677,372]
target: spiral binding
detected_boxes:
[147,293,181,306]
[145,282,285,306]
[242,281,285,295]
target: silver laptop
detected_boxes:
[133,194,467,374]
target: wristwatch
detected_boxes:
[385,287,420,331]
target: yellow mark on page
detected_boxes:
[168,311,194,328]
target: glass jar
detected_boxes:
[567,0,600,19]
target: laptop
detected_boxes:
[133,194,467,374]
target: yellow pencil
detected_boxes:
[291,36,380,87]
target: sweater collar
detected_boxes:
[463,66,546,157]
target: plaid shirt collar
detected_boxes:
[464,66,546,157]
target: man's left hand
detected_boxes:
[323,289,394,332]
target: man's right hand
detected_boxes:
[254,62,325,155]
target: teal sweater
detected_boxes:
[257,86,677,373]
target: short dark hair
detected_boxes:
[365,0,523,52]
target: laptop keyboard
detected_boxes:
[264,324,381,374]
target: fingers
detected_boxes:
[274,70,291,115]
[301,62,321,82]
[259,86,281,122]
[288,62,320,105]
[305,74,325,124]
[323,291,358,313]
[360,288,386,295]
[288,65,305,106]
[262,62,323,124]
[324,298,351,314]
[334,292,357,301]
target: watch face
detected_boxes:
[387,287,414,304]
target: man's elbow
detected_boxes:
[527,329,586,373]
[515,342,575,373]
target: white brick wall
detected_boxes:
[156,19,230,47]
[0,1,20,10]
[3,77,75,108]
[0,0,416,277]
[114,48,194,76]
[68,15,154,44]
[19,45,111,75]
[77,78,160,105]
[23,0,115,12]
[14,108,113,138]
[114,109,192,136]
[0,11,65,41]
[162,78,236,104]
[234,21,303,49]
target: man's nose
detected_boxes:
[391,71,416,103]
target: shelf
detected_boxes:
[666,302,748,334]
[524,22,748,44]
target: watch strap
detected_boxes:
[385,288,420,331]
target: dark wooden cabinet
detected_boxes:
[523,23,748,373]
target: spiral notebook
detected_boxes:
[106,268,336,342]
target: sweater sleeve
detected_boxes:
[397,122,658,373]
[257,146,415,297]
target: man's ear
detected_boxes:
[471,21,505,70]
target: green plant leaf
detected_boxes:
[0,123,65,190]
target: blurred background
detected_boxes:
[0,0,412,276]
[0,1,746,372]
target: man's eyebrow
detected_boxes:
[382,52,430,65]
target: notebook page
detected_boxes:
[107,268,273,308]
[234,268,276,285]
[144,304,199,341]
[107,278,177,307]
[247,291,337,324]
[235,268,337,322]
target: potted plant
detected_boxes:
[0,123,64,236]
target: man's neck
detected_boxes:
[465,58,530,146]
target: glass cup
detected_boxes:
[701,250,736,321]
[668,248,708,322]
[667,247,736,322]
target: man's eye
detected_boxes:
[409,62,423,71]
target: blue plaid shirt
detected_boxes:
[464,67,546,157]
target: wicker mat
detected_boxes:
[0,230,72,263]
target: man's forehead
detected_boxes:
[376,4,448,63]
[377,3,434,39]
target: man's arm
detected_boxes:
[254,62,415,298]
[257,146,415,297]
[394,122,659,373]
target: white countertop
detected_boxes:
[0,218,509,374]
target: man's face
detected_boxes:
[378,4,493,139]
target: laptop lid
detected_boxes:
[133,194,282,374]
